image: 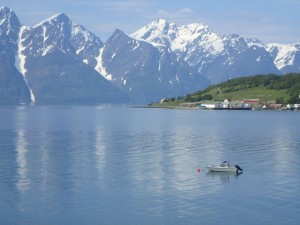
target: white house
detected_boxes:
[200,103,216,109]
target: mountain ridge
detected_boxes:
[0,6,299,105]
[1,7,128,104]
[132,18,282,84]
[95,28,209,103]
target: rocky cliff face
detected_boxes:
[0,7,31,104]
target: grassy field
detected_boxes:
[198,86,291,103]
[150,73,300,106]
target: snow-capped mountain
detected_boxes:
[1,6,299,105]
[266,43,300,74]
[17,13,127,104]
[95,29,209,103]
[19,13,103,67]
[132,19,280,84]
[132,18,218,58]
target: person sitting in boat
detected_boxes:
[220,161,230,167]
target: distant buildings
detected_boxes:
[178,99,300,110]
[199,99,252,110]
[158,96,300,111]
[287,104,300,110]
[243,99,260,106]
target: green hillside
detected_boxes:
[152,73,300,106]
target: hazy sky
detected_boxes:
[1,0,299,44]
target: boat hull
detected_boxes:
[206,166,237,172]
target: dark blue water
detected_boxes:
[0,106,299,225]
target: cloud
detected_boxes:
[156,8,194,20]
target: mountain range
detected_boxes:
[0,6,299,105]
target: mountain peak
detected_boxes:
[33,13,70,28]
[245,38,265,48]
[0,6,20,26]
[153,18,169,25]
[131,18,176,47]
[52,13,69,21]
[0,6,12,15]
[148,18,173,31]
[0,6,21,58]
[132,19,215,51]
[111,29,128,38]
[106,28,130,45]
[183,22,208,31]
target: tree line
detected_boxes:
[183,73,300,104]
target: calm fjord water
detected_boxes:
[0,106,299,225]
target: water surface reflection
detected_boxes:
[0,107,299,225]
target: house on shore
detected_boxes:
[287,104,300,110]
[243,99,260,106]
[200,99,251,109]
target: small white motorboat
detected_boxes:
[206,161,243,173]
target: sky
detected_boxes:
[1,0,299,44]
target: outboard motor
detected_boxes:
[235,165,243,172]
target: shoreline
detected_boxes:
[134,105,300,111]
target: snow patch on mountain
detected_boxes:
[15,26,27,75]
[132,18,225,57]
[95,28,209,102]
[266,43,300,70]
[132,18,281,83]
[95,48,112,80]
[15,25,35,103]
[19,13,103,68]
[33,13,66,28]
[245,38,265,48]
